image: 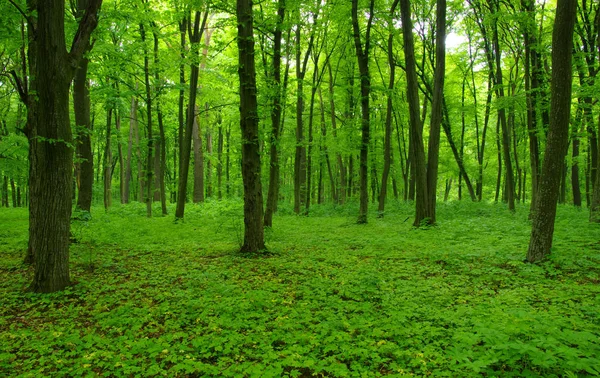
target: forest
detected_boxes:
[0,0,599,376]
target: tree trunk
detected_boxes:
[28,0,102,292]
[352,0,375,224]
[72,1,93,213]
[264,0,285,228]
[175,11,208,219]
[490,0,515,212]
[103,106,112,210]
[10,178,17,207]
[327,61,346,204]
[115,108,125,204]
[378,0,399,217]
[523,0,541,214]
[192,107,205,203]
[400,0,428,227]
[318,88,337,203]
[236,0,266,253]
[294,27,307,214]
[572,108,582,207]
[527,0,576,262]
[425,0,446,223]
[123,94,137,204]
[217,113,223,200]
[153,28,168,215]
[140,22,153,217]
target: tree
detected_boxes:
[27,0,103,292]
[351,0,375,224]
[73,0,94,213]
[400,0,428,226]
[378,0,400,217]
[264,0,286,228]
[425,0,446,224]
[175,10,208,220]
[236,0,265,252]
[526,0,576,262]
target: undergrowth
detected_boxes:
[1,200,599,377]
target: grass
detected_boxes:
[1,200,599,377]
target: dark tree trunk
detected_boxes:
[206,119,213,198]
[192,108,205,203]
[327,61,346,204]
[217,113,223,200]
[523,0,541,214]
[236,0,266,252]
[115,108,125,204]
[490,0,515,212]
[318,88,337,203]
[175,11,208,219]
[425,0,446,223]
[73,0,93,213]
[103,105,112,210]
[527,0,576,262]
[378,0,399,217]
[400,0,428,226]
[176,18,186,203]
[123,94,137,204]
[10,178,17,207]
[153,28,168,215]
[28,0,102,292]
[352,0,375,224]
[226,125,231,196]
[264,0,285,227]
[294,33,306,214]
[140,22,153,217]
[572,108,582,207]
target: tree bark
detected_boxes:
[351,0,375,224]
[378,0,400,217]
[236,0,266,252]
[123,94,136,204]
[28,0,102,292]
[264,0,285,228]
[175,11,208,219]
[140,22,153,217]
[72,0,93,213]
[153,27,168,215]
[192,107,205,203]
[424,0,446,223]
[527,0,576,262]
[103,105,112,210]
[490,0,515,211]
[400,0,428,227]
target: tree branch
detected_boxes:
[7,0,33,27]
[68,0,103,75]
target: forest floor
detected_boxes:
[1,200,599,377]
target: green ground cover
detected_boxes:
[1,201,599,377]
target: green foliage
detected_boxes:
[1,201,599,376]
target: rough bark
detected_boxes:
[123,94,136,203]
[103,106,112,209]
[192,107,205,203]
[490,0,515,211]
[351,0,375,224]
[153,28,168,215]
[527,0,576,262]
[175,11,208,220]
[72,0,93,213]
[140,22,153,218]
[378,0,400,217]
[28,0,102,293]
[424,0,446,223]
[264,0,285,228]
[236,0,266,252]
[400,0,428,227]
